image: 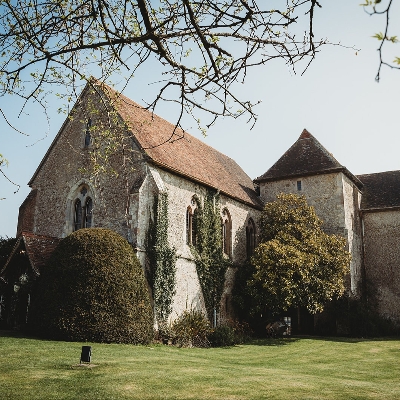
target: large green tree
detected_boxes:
[249,193,351,315]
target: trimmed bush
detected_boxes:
[170,310,211,347]
[209,321,253,347]
[29,228,153,343]
[208,325,236,347]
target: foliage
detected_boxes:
[0,154,20,196]
[191,190,230,322]
[0,1,325,133]
[249,193,351,315]
[170,310,211,347]
[146,192,177,325]
[28,228,153,344]
[362,0,400,81]
[231,261,269,334]
[232,261,259,318]
[208,320,253,347]
[208,325,236,347]
[316,285,400,337]
[0,236,16,270]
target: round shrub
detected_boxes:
[29,228,153,343]
[208,325,236,347]
[170,310,211,347]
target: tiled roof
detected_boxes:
[254,129,363,189]
[1,232,61,277]
[99,82,263,209]
[357,171,400,210]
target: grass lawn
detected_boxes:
[1,331,399,400]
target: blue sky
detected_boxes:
[1,1,400,237]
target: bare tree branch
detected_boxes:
[0,0,328,134]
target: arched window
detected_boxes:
[84,118,91,147]
[246,218,256,259]
[186,196,198,245]
[221,208,232,258]
[72,186,94,231]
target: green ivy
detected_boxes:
[191,190,230,323]
[146,192,177,325]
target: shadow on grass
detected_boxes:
[0,329,62,343]
[245,337,300,346]
[244,335,400,346]
[306,334,400,343]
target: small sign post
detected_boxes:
[80,346,92,364]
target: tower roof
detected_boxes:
[254,129,363,189]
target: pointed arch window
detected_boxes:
[246,218,256,259]
[221,208,232,258]
[72,185,94,231]
[186,197,198,245]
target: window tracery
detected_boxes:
[72,185,94,231]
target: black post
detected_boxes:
[80,346,92,364]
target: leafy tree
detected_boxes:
[28,228,154,343]
[249,193,351,315]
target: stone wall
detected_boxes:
[341,175,363,295]
[17,189,38,236]
[153,167,260,322]
[28,86,145,241]
[259,173,346,234]
[363,209,400,325]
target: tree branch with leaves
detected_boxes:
[0,0,325,134]
[362,0,400,81]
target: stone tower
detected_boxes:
[254,129,363,295]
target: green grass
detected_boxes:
[1,331,400,400]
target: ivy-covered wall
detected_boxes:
[151,168,260,323]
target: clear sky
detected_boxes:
[1,1,400,237]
